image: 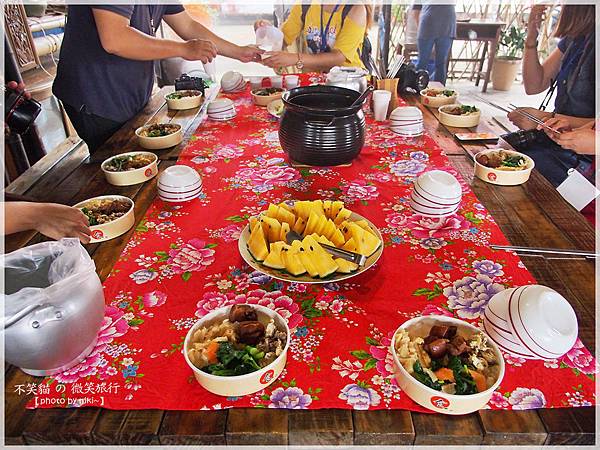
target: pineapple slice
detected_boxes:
[342,237,358,252]
[247,222,269,261]
[321,219,337,240]
[263,242,286,270]
[282,244,306,276]
[293,216,307,234]
[279,222,291,243]
[323,200,332,218]
[331,228,345,248]
[334,207,352,225]
[261,216,282,243]
[313,215,328,235]
[348,223,381,257]
[266,203,280,219]
[330,201,344,220]
[276,207,296,227]
[304,211,320,235]
[335,258,359,273]
[297,241,320,277]
[303,235,338,278]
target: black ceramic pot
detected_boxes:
[279,85,366,166]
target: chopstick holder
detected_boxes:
[376,79,399,116]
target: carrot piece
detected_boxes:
[468,369,487,393]
[434,367,455,382]
[204,341,220,364]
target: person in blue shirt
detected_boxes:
[414,1,456,85]
[53,4,262,152]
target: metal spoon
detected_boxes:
[286,230,367,267]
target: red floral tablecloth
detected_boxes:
[27,74,596,411]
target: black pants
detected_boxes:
[63,103,124,153]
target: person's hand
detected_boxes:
[181,39,218,63]
[34,203,92,244]
[254,19,272,31]
[6,80,31,99]
[537,116,572,140]
[526,5,548,45]
[235,45,264,63]
[507,106,551,130]
[261,51,298,69]
[551,123,596,155]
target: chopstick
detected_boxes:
[386,55,405,79]
[491,245,598,259]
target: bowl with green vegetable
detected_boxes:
[420,88,458,108]
[101,151,158,186]
[135,123,183,150]
[438,104,481,128]
[474,149,534,186]
[251,87,284,107]
[165,90,203,110]
[74,195,135,243]
[184,304,290,396]
[391,316,505,415]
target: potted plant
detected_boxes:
[492,25,526,91]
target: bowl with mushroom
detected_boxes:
[184,304,290,396]
[391,316,505,415]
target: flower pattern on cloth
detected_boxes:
[28,73,596,411]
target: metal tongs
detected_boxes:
[491,244,598,260]
[286,230,367,267]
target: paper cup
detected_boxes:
[284,75,300,89]
[270,76,283,89]
[372,90,392,121]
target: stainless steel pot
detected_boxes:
[326,66,369,93]
[2,239,105,376]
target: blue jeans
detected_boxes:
[417,37,453,85]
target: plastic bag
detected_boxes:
[2,238,105,374]
[256,25,284,52]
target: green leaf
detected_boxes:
[205,243,218,248]
[365,337,380,346]
[128,318,144,326]
[225,215,246,223]
[303,308,322,319]
[585,373,595,381]
[155,251,169,258]
[361,200,368,206]
[300,168,311,178]
[464,211,482,225]
[350,350,371,360]
[137,373,145,377]
[413,288,433,296]
[170,243,178,249]
[261,394,270,400]
[182,272,192,282]
[301,298,315,310]
[559,361,569,369]
[363,358,378,371]
[136,224,148,232]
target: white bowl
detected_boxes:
[474,149,535,186]
[411,186,462,209]
[183,304,290,397]
[159,187,202,203]
[507,285,578,360]
[158,165,202,191]
[101,152,158,186]
[391,315,505,415]
[420,88,458,108]
[208,97,235,112]
[414,170,462,201]
[221,71,244,92]
[158,179,202,196]
[409,197,458,217]
[390,106,423,121]
[483,316,536,359]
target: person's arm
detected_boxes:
[4,202,92,243]
[164,10,262,62]
[521,5,563,94]
[92,8,217,63]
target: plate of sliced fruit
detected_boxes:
[238,200,383,283]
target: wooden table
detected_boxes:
[5,87,596,445]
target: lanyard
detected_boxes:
[319,4,340,53]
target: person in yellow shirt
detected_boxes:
[256,2,371,72]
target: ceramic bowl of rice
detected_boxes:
[183,304,290,396]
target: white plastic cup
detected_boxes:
[270,76,283,89]
[256,25,284,52]
[372,90,392,121]
[249,76,264,90]
[203,59,216,82]
[284,75,300,89]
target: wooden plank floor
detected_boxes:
[5,87,595,445]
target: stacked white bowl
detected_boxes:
[220,71,246,93]
[207,98,236,121]
[483,285,578,360]
[389,106,424,137]
[410,170,462,217]
[158,165,203,203]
